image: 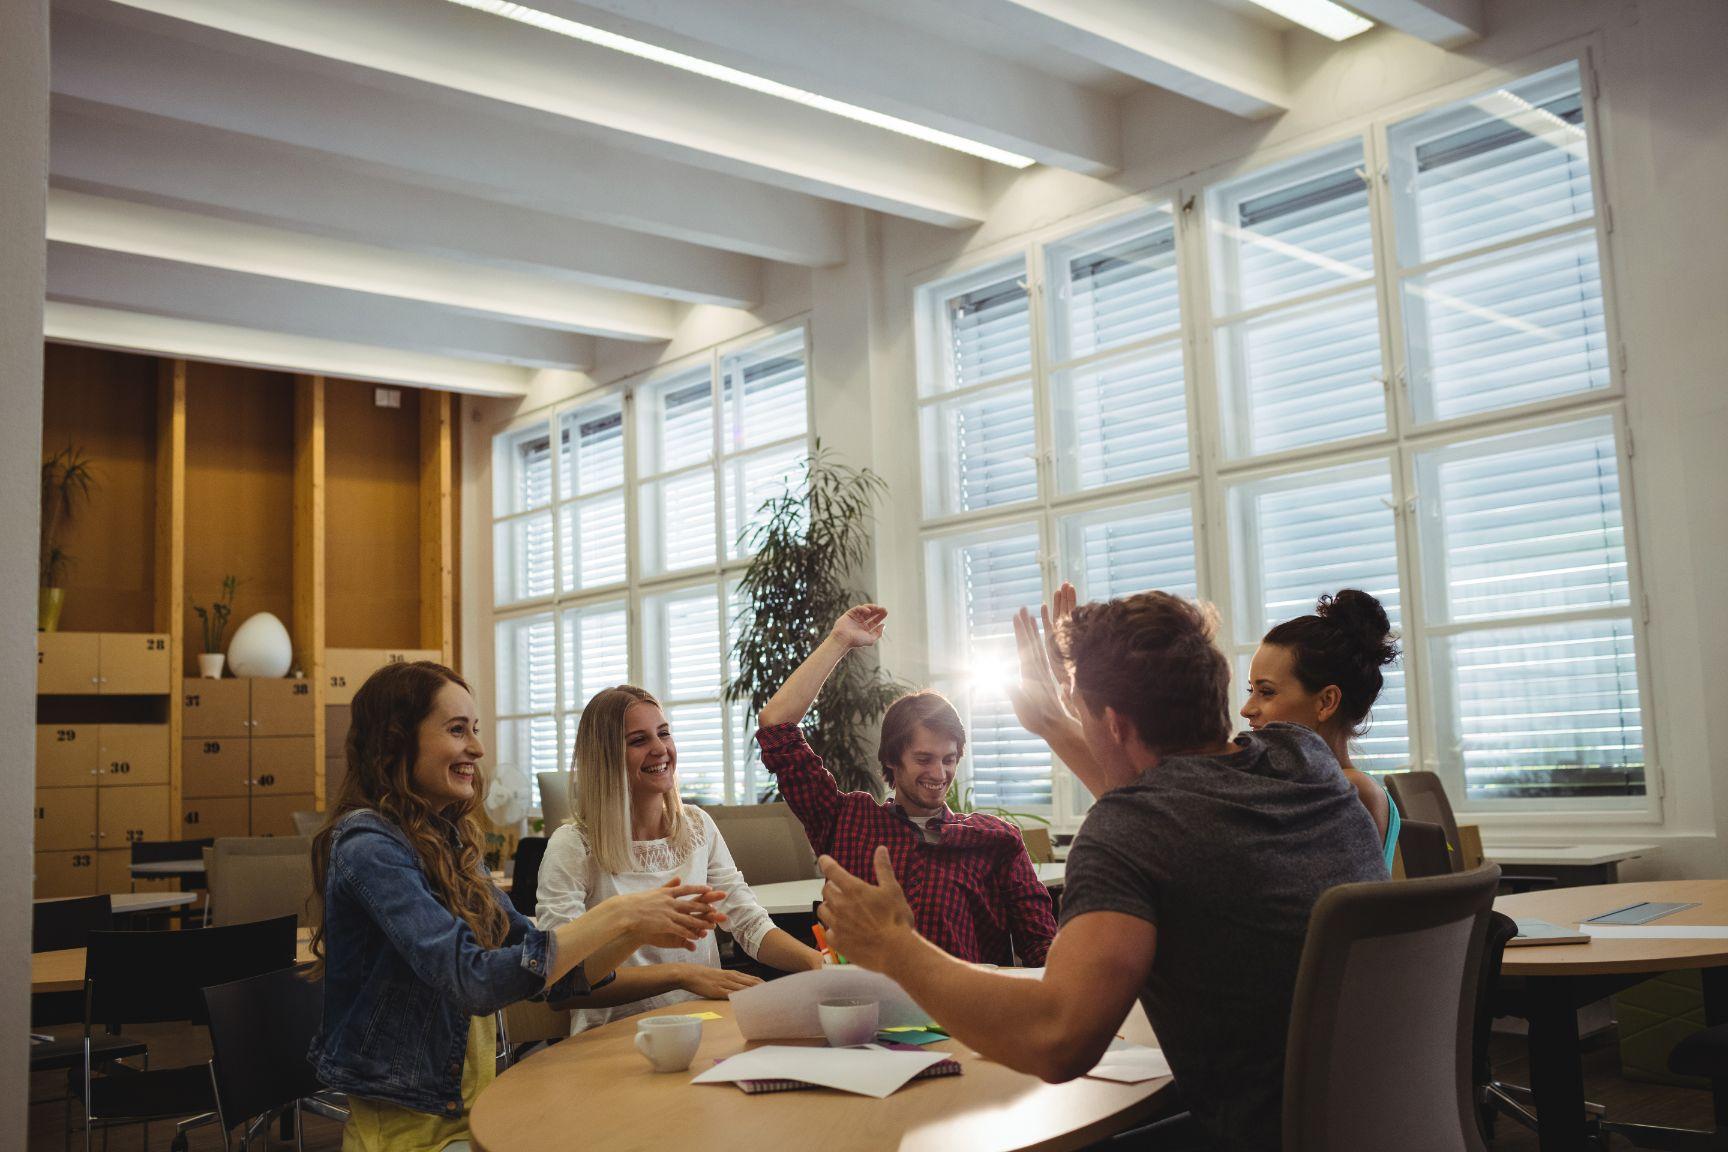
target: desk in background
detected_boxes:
[1481,842,1657,886]
[752,863,1065,917]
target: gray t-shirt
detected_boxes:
[1060,723,1389,1152]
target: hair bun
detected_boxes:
[1316,589,1399,667]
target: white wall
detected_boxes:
[1,0,49,1139]
[460,0,1728,878]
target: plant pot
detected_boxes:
[37,588,65,633]
[198,652,226,679]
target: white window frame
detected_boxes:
[484,319,814,812]
[910,42,1658,832]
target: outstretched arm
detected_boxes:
[757,605,887,728]
[1007,586,1136,798]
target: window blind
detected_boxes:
[494,513,556,605]
[1056,343,1189,491]
[923,383,1038,515]
[725,345,807,450]
[946,275,1031,391]
[560,405,623,497]
[1050,216,1180,362]
[559,494,626,592]
[1061,498,1198,602]
[725,441,806,560]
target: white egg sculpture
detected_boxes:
[227,611,293,678]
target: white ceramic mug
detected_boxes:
[634,1015,703,1072]
[818,998,880,1047]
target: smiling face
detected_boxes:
[622,700,677,808]
[1241,642,1336,736]
[890,723,961,817]
[409,681,484,808]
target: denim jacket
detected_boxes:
[310,809,592,1116]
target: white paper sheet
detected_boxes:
[1086,1038,1172,1084]
[1581,924,1728,939]
[691,1045,948,1098]
[729,967,931,1040]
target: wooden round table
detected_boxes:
[471,998,1173,1152]
[1494,880,1728,1152]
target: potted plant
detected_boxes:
[727,448,908,798]
[191,575,239,678]
[38,446,95,632]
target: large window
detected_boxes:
[915,59,1648,822]
[491,327,809,807]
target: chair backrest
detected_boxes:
[510,837,548,918]
[695,802,819,884]
[290,810,325,838]
[1384,772,1462,871]
[1472,911,1520,1103]
[33,894,113,953]
[537,772,573,831]
[86,915,298,1028]
[210,837,314,927]
[501,996,571,1049]
[203,965,326,1130]
[1397,820,1454,880]
[1283,864,1500,1152]
[1020,826,1055,864]
[131,837,214,864]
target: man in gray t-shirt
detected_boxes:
[811,592,1390,1152]
[1061,722,1387,1150]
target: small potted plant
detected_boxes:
[39,446,95,632]
[191,575,239,678]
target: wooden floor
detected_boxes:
[27,1024,1717,1151]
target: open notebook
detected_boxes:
[1507,919,1590,947]
[707,1042,962,1095]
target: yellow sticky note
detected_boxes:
[683,1011,723,1021]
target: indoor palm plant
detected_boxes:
[727,448,907,799]
[39,446,95,632]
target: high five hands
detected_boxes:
[816,847,915,972]
[1007,581,1079,738]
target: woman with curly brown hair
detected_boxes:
[308,661,724,1152]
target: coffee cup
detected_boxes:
[634,1015,703,1072]
[818,998,879,1047]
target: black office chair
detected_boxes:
[1397,819,1454,880]
[509,836,548,918]
[1384,772,1553,893]
[80,916,297,1152]
[204,965,347,1151]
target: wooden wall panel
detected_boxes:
[420,389,454,666]
[325,378,422,649]
[41,344,158,632]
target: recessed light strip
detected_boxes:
[443,0,1037,169]
[1246,0,1375,41]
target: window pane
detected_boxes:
[723,333,807,452]
[1047,208,1180,363]
[920,381,1038,516]
[558,493,626,592]
[493,513,555,605]
[1230,462,1407,768]
[929,265,1031,393]
[1389,62,1593,267]
[1209,140,1374,316]
[640,371,713,475]
[1431,618,1643,803]
[561,600,629,713]
[732,699,767,804]
[1404,231,1609,423]
[1060,497,1198,602]
[1418,417,1626,623]
[493,425,554,517]
[495,716,561,779]
[495,612,558,717]
[1053,342,1188,492]
[925,523,1049,808]
[640,469,716,575]
[558,400,624,498]
[724,442,807,561]
[669,700,726,806]
[644,586,721,701]
[1216,288,1385,458]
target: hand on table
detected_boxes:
[816,846,917,971]
[678,965,764,999]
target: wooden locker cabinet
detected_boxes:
[252,737,317,794]
[181,679,250,738]
[251,793,313,837]
[182,737,250,799]
[98,725,170,788]
[36,724,98,788]
[180,796,249,840]
[180,678,319,834]
[36,633,100,694]
[98,632,171,694]
[35,788,97,853]
[250,678,315,736]
[324,648,440,706]
[35,851,99,899]
[98,785,172,851]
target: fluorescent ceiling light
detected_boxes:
[1247,0,1375,41]
[443,0,1036,169]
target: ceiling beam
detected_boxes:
[48,243,598,370]
[50,7,841,268]
[84,0,987,225]
[913,0,1291,118]
[1344,0,1484,47]
[45,302,534,397]
[534,0,1118,175]
[50,104,754,312]
[47,189,677,342]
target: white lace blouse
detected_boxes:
[534,806,778,1034]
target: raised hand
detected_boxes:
[1006,605,1076,739]
[829,604,888,650]
[816,846,915,971]
[1043,581,1077,675]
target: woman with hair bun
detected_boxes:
[1241,589,1403,868]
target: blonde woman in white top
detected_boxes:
[536,684,824,1034]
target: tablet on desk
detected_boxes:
[1584,902,1702,926]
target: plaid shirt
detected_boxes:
[758,723,1056,966]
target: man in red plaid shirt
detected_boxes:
[756,605,1055,967]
